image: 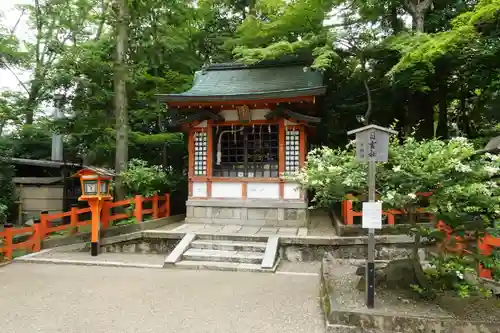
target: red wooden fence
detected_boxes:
[341,198,500,280]
[341,200,430,225]
[0,193,170,260]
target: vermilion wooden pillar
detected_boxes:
[279,119,286,199]
[207,120,213,198]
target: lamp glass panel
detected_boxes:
[100,181,108,194]
[84,180,98,195]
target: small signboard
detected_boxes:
[347,125,397,163]
[362,202,382,229]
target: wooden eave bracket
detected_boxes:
[167,109,224,127]
[265,107,321,124]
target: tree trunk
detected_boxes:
[113,0,129,200]
[414,13,425,33]
[25,80,40,125]
[406,91,434,139]
[460,97,472,137]
[404,0,433,33]
[403,1,434,138]
[409,208,432,290]
[436,81,448,139]
[389,4,403,34]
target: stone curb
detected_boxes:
[0,260,12,268]
[15,257,164,269]
[142,230,416,246]
[319,255,500,333]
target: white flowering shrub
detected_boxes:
[428,152,500,232]
[379,137,490,214]
[288,145,367,208]
[0,203,7,224]
[296,136,500,233]
[120,159,176,197]
[297,135,500,290]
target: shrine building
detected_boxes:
[158,59,325,228]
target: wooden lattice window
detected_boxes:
[193,131,207,176]
[213,124,279,177]
[285,128,300,172]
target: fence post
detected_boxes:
[165,193,171,218]
[386,210,396,225]
[152,193,159,219]
[101,202,110,229]
[40,211,49,240]
[3,223,13,260]
[345,200,353,225]
[32,219,41,252]
[478,236,493,279]
[70,205,79,235]
[134,195,143,223]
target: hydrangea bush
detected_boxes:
[294,135,500,291]
[287,144,367,208]
[120,159,178,197]
[294,136,500,225]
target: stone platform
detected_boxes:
[166,223,309,237]
[186,199,308,228]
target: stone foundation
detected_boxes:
[185,199,308,227]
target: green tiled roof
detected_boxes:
[157,60,326,103]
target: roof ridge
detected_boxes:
[202,58,311,71]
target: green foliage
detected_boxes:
[286,145,367,208]
[295,136,500,220]
[489,249,500,281]
[120,159,178,197]
[0,143,16,224]
[0,0,499,223]
[423,255,493,298]
[296,135,500,293]
[389,0,500,72]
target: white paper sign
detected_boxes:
[362,202,382,229]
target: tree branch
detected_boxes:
[324,19,365,29]
[360,55,372,125]
[363,79,372,125]
[417,0,433,12]
[9,8,26,35]
[94,0,109,41]
[403,0,417,15]
[1,62,30,94]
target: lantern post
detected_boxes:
[347,124,397,309]
[73,167,115,256]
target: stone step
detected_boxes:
[174,260,268,272]
[190,240,267,252]
[195,234,269,242]
[182,249,264,264]
[326,323,361,333]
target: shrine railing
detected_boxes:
[0,193,170,261]
[340,196,500,281]
[340,200,431,225]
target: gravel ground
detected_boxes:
[1,263,324,333]
[325,258,452,318]
[325,258,500,323]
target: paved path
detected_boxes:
[1,263,324,333]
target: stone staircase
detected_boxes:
[164,233,279,272]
